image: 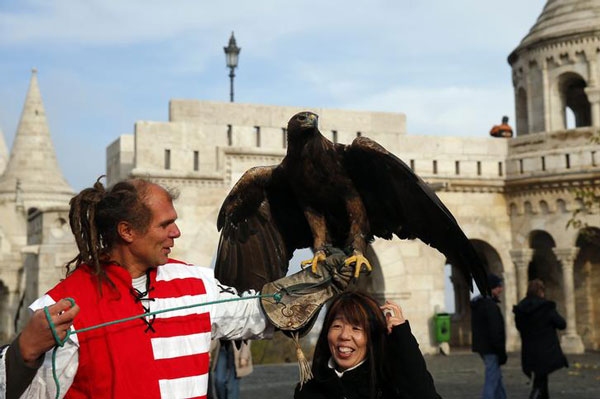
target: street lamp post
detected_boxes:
[224,32,241,102]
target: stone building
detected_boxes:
[1,0,599,356]
[504,0,600,353]
[0,69,75,342]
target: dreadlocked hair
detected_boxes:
[65,176,155,284]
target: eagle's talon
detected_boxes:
[344,253,372,278]
[300,250,327,275]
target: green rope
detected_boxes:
[73,293,279,335]
[44,292,281,399]
[43,297,75,347]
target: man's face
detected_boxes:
[491,285,503,299]
[128,185,181,274]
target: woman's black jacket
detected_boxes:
[513,296,568,377]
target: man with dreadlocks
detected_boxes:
[0,178,354,399]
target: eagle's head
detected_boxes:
[287,111,319,139]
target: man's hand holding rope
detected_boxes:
[18,298,79,366]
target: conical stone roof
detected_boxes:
[0,69,73,207]
[512,0,600,53]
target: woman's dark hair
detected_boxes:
[311,290,388,399]
[527,278,545,298]
[65,177,174,283]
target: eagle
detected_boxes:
[214,111,488,295]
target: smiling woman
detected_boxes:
[294,290,441,399]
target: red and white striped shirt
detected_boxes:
[20,260,270,399]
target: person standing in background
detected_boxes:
[212,339,253,399]
[471,273,507,399]
[513,279,568,399]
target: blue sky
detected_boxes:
[0,0,547,191]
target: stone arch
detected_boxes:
[557,72,591,129]
[528,230,565,316]
[51,216,69,239]
[448,239,504,348]
[524,200,535,215]
[556,198,568,213]
[574,227,600,350]
[516,86,529,135]
[539,200,550,215]
[509,202,519,217]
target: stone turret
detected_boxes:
[0,69,76,342]
[508,0,600,135]
[0,69,74,209]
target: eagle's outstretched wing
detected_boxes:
[214,166,312,291]
[343,136,488,293]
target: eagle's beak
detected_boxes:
[299,112,318,128]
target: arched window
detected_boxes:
[539,200,550,215]
[558,72,591,129]
[556,199,568,213]
[516,86,529,135]
[524,201,535,215]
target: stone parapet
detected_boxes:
[505,128,600,187]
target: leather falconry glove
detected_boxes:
[260,246,356,385]
[260,246,354,336]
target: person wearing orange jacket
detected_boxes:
[490,116,513,138]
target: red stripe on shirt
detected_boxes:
[152,276,207,298]
[150,313,211,338]
[156,352,210,380]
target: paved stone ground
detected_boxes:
[240,351,600,398]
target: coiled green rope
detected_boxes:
[44,292,282,399]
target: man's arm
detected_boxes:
[209,283,275,340]
[1,298,80,399]
[3,335,45,399]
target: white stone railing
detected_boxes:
[505,127,600,179]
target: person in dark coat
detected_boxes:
[471,273,507,399]
[294,290,441,399]
[513,279,568,399]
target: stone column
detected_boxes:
[510,248,534,300]
[584,87,600,129]
[526,65,534,135]
[542,59,551,131]
[585,55,600,128]
[553,247,585,354]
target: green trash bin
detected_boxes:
[434,313,451,343]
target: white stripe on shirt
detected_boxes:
[156,263,214,282]
[152,295,211,319]
[159,374,208,399]
[151,331,211,359]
